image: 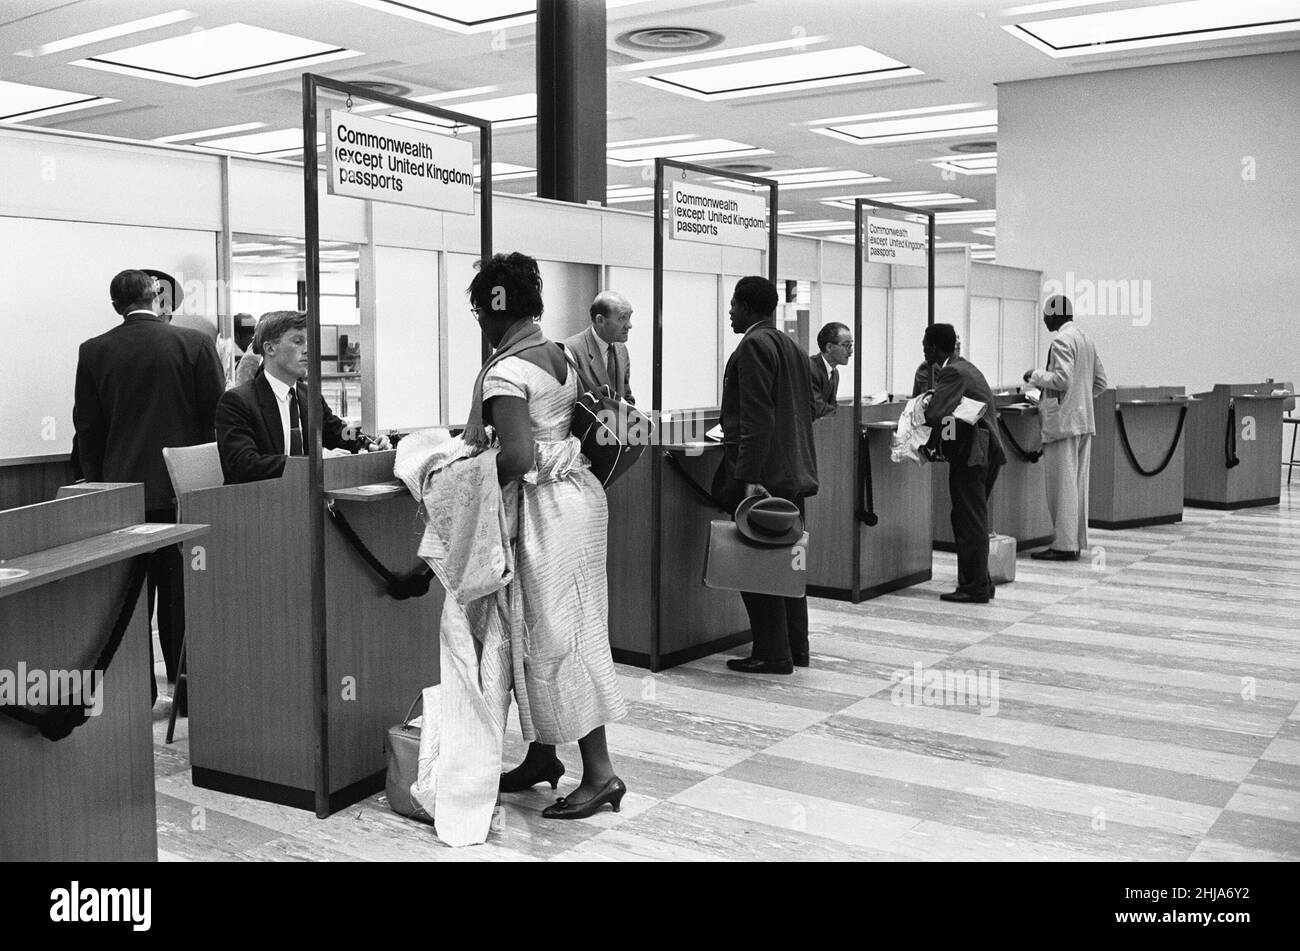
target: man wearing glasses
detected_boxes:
[809,322,853,419]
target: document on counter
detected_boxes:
[705,424,724,442]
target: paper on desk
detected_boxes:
[864,391,890,405]
[953,397,987,425]
[705,424,724,442]
[114,523,171,535]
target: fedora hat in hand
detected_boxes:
[735,495,803,547]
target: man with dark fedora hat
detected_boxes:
[712,276,818,675]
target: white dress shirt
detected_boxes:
[264,370,297,455]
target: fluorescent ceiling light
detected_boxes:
[1006,0,1300,58]
[72,23,359,87]
[779,221,856,233]
[353,84,500,113]
[386,93,536,131]
[0,79,117,123]
[971,227,997,237]
[16,9,197,57]
[934,210,997,224]
[806,102,986,126]
[615,35,830,73]
[930,152,998,176]
[605,186,656,204]
[607,137,772,166]
[154,121,266,143]
[475,162,535,181]
[607,134,697,148]
[821,191,975,210]
[813,109,997,146]
[346,0,534,33]
[197,128,324,155]
[635,46,922,101]
[990,0,1117,16]
[712,169,890,191]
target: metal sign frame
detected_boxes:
[648,158,779,669]
[300,73,492,817]
[851,199,935,600]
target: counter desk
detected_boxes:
[180,452,440,814]
[930,395,1054,551]
[606,408,750,671]
[1090,387,1189,528]
[805,402,933,602]
[1,483,208,860]
[1184,382,1290,509]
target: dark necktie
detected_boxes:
[829,366,840,404]
[288,386,304,456]
[606,345,619,399]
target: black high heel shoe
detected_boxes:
[541,776,627,820]
[499,757,565,793]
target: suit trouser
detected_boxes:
[740,496,809,663]
[145,505,185,698]
[949,461,1000,596]
[1043,435,1091,552]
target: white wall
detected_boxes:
[997,52,1300,393]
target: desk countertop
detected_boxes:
[0,523,209,600]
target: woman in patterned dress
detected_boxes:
[466,252,628,820]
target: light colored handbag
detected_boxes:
[703,521,810,598]
[988,533,1017,585]
[384,695,433,825]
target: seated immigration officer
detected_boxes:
[215,310,389,484]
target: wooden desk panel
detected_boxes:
[1185,385,1284,508]
[606,452,653,662]
[1092,388,1187,528]
[859,423,932,599]
[805,410,856,592]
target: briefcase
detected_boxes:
[384,695,433,825]
[703,520,809,598]
[988,533,1016,586]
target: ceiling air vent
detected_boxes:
[616,27,723,52]
[950,140,996,153]
[709,163,772,174]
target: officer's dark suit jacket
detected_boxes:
[713,320,819,510]
[215,368,359,484]
[808,352,838,419]
[74,312,224,509]
[923,356,1007,469]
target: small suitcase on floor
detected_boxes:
[988,533,1016,585]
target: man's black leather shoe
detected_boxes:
[792,652,810,668]
[939,590,991,604]
[727,656,795,675]
[1030,548,1079,561]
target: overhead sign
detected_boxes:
[864,216,928,267]
[326,109,475,215]
[668,179,768,250]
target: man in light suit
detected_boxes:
[809,322,852,419]
[1023,295,1108,561]
[562,291,635,403]
[216,310,387,484]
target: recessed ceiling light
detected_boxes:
[636,45,922,101]
[72,23,360,87]
[385,93,536,131]
[929,153,998,176]
[606,137,773,166]
[813,109,997,146]
[1005,0,1300,58]
[934,210,997,224]
[713,168,891,191]
[821,191,976,210]
[806,102,986,126]
[0,79,118,123]
[196,128,324,155]
[154,121,267,143]
[615,34,827,72]
[971,227,997,237]
[475,162,535,181]
[16,9,197,57]
[779,220,856,232]
[605,185,657,204]
[989,0,1118,16]
[346,0,534,33]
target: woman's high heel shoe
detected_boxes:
[499,757,565,793]
[541,776,627,820]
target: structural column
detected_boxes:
[536,0,607,205]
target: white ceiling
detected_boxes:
[2,0,1297,251]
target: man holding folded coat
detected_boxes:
[923,323,1005,604]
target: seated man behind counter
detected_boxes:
[216,310,389,484]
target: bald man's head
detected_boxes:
[590,290,633,345]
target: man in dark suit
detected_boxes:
[712,276,819,674]
[562,290,634,403]
[74,269,224,702]
[216,310,387,484]
[922,323,1006,604]
[809,322,852,419]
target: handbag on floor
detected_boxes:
[384,694,433,825]
[988,532,1017,585]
